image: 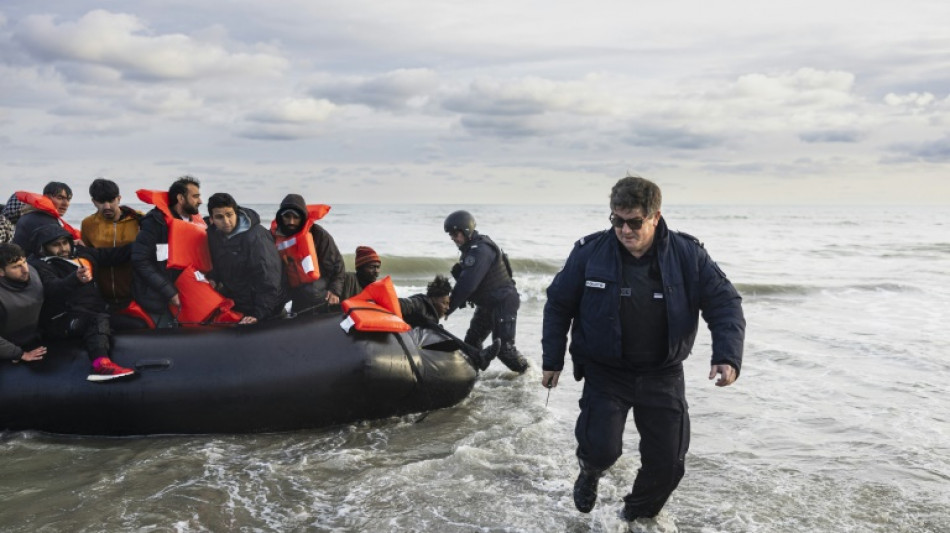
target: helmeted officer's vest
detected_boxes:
[270,204,331,288]
[461,234,514,304]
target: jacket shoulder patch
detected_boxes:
[676,231,704,248]
[577,229,608,247]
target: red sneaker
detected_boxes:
[88,357,135,382]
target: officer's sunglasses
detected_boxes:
[609,212,651,230]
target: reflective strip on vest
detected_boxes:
[276,237,297,251]
[301,255,315,274]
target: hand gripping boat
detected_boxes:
[0,313,478,436]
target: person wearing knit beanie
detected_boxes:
[339,245,382,300]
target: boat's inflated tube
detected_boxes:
[0,314,477,436]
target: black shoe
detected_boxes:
[620,502,639,522]
[473,340,500,371]
[496,342,528,374]
[573,467,602,513]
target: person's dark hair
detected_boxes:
[0,243,26,269]
[207,192,237,213]
[43,181,72,200]
[609,174,662,215]
[89,178,120,203]
[426,275,452,298]
[168,175,200,209]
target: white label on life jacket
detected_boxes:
[194,270,208,283]
[301,255,315,274]
[155,243,169,262]
[339,315,355,332]
[585,280,606,289]
[276,237,297,251]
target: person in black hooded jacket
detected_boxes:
[28,224,136,382]
[272,193,345,314]
[206,193,285,324]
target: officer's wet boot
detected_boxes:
[573,459,604,513]
[496,341,529,374]
[473,339,500,371]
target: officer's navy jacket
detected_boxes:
[541,217,744,375]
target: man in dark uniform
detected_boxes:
[444,210,528,373]
[541,176,745,525]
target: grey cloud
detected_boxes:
[887,136,950,163]
[623,124,723,150]
[458,116,543,138]
[799,130,865,143]
[443,95,548,116]
[12,10,287,82]
[309,69,438,111]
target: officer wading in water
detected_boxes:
[541,175,745,525]
[444,210,528,373]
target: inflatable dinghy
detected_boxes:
[0,314,478,436]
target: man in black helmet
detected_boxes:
[444,210,528,374]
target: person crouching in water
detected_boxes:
[272,194,345,315]
[28,225,135,381]
[205,193,285,325]
[398,274,453,328]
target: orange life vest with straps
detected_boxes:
[15,191,82,240]
[135,190,241,326]
[171,266,244,326]
[136,190,213,273]
[341,276,411,333]
[270,204,331,288]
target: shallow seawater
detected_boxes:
[2,204,948,532]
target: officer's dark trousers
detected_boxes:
[463,286,520,348]
[574,364,690,518]
[45,310,112,359]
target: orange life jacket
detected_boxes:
[15,191,82,240]
[136,190,213,273]
[270,204,331,288]
[117,300,157,329]
[171,266,244,326]
[341,276,411,333]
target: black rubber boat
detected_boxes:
[0,314,478,436]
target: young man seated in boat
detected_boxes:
[206,193,285,324]
[271,194,345,315]
[12,181,75,249]
[27,225,136,381]
[339,246,382,301]
[0,243,47,365]
[398,274,452,328]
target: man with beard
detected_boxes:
[272,194,345,315]
[28,225,135,381]
[206,193,285,324]
[339,246,382,301]
[131,176,203,327]
[81,178,142,308]
[0,243,47,364]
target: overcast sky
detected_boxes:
[1,1,948,205]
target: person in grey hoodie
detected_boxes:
[206,193,285,324]
[0,243,46,363]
